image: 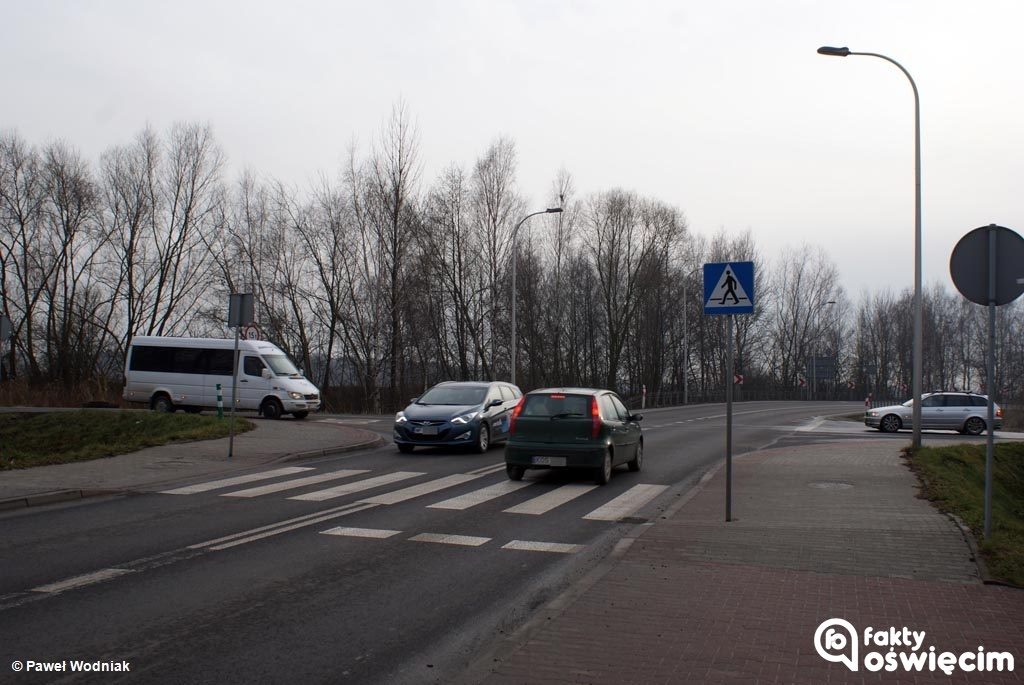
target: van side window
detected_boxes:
[206,350,234,376]
[243,356,265,377]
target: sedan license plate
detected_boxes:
[531,456,566,467]
[415,426,439,435]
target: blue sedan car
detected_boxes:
[394,381,523,453]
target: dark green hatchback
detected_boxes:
[504,387,643,485]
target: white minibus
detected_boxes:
[122,336,321,419]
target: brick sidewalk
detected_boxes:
[472,441,1024,684]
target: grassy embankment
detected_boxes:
[907,441,1024,586]
[0,411,255,470]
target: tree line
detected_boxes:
[1,105,1021,412]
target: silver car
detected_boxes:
[864,392,1003,435]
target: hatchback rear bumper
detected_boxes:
[505,442,607,469]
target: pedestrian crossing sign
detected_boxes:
[703,261,755,315]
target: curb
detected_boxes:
[273,434,386,463]
[0,489,122,512]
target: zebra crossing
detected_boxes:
[160,463,669,525]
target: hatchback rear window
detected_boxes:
[521,394,591,417]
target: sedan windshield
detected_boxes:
[418,386,487,405]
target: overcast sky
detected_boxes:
[2,0,1021,298]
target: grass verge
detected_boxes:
[906,442,1024,586]
[0,411,255,470]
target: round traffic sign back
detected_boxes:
[950,224,1024,306]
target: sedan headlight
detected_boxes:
[395,411,407,423]
[288,391,303,400]
[867,411,878,417]
[452,410,479,425]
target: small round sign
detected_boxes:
[243,325,261,340]
[950,224,1024,306]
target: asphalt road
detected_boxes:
[0,401,957,683]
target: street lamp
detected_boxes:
[811,300,836,401]
[510,207,563,386]
[817,45,923,448]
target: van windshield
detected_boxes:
[263,354,301,377]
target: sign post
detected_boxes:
[227,293,255,459]
[950,224,1024,539]
[703,261,755,522]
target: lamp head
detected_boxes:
[546,207,564,214]
[817,46,850,57]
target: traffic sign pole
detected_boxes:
[726,315,734,522]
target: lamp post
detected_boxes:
[811,300,836,401]
[817,45,922,448]
[510,207,563,386]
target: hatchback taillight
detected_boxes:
[591,396,601,438]
[997,406,1003,418]
[509,398,525,435]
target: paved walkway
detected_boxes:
[465,441,1024,684]
[0,416,383,509]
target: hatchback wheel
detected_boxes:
[879,414,901,433]
[506,464,525,481]
[474,424,490,453]
[595,449,613,485]
[963,416,986,436]
[627,441,643,472]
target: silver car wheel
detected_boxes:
[879,414,902,433]
[964,417,985,436]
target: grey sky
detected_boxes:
[2,0,1021,297]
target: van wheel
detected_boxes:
[152,395,175,413]
[261,399,283,420]
[293,411,309,420]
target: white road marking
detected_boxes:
[465,463,507,476]
[410,533,490,547]
[428,480,533,510]
[189,502,375,549]
[32,568,134,594]
[321,527,401,539]
[503,484,597,515]
[502,540,584,554]
[582,484,668,521]
[288,471,425,502]
[222,469,370,497]
[160,467,314,495]
[206,503,379,551]
[359,474,483,505]
[795,417,826,432]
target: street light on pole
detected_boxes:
[510,207,563,387]
[817,45,923,448]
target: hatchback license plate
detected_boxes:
[415,426,439,435]
[532,456,566,466]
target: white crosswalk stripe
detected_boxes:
[502,540,584,554]
[502,484,598,515]
[359,473,483,505]
[288,471,425,502]
[321,527,401,539]
[582,484,669,521]
[409,532,491,547]
[160,467,314,495]
[428,480,532,510]
[222,469,370,498]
